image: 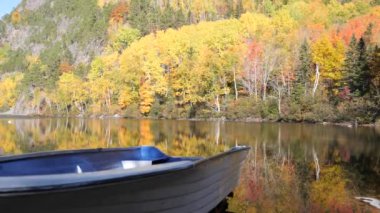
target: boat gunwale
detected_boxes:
[0,146,167,163]
[0,146,250,195]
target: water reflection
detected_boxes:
[0,119,379,212]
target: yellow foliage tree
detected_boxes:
[0,73,23,110]
[119,17,245,113]
[57,72,88,113]
[139,81,155,114]
[138,120,154,145]
[310,165,352,211]
[311,35,345,81]
[87,54,119,113]
[240,12,272,40]
[98,0,120,8]
[0,121,21,154]
[11,11,21,24]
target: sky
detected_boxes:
[0,0,22,18]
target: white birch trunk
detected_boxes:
[278,88,281,115]
[312,64,320,97]
[254,61,258,101]
[233,66,238,100]
[215,121,220,145]
[312,147,320,181]
[215,95,220,112]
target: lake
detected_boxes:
[0,118,379,212]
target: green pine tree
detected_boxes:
[345,35,371,97]
[369,46,380,96]
[234,0,244,18]
[225,0,234,18]
[293,39,313,102]
[129,0,154,35]
[343,36,359,93]
[174,9,187,28]
[356,38,371,96]
[160,5,175,29]
[363,23,374,44]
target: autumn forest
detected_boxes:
[0,0,379,124]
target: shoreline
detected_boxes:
[0,114,378,128]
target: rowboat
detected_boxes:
[0,146,250,213]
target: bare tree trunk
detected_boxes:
[107,89,112,112]
[254,61,258,101]
[106,120,112,148]
[247,64,252,96]
[263,141,267,181]
[278,88,281,116]
[215,121,220,145]
[254,140,257,175]
[304,144,307,162]
[263,81,267,101]
[215,95,220,112]
[65,117,69,130]
[312,64,320,97]
[312,147,320,181]
[233,66,238,101]
[278,126,282,157]
[263,53,276,101]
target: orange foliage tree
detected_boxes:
[337,14,380,44]
[59,61,74,74]
[11,11,21,24]
[110,2,129,25]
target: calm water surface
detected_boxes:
[0,118,379,212]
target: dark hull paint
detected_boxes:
[0,147,249,213]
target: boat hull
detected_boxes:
[0,147,249,213]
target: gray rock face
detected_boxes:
[69,40,103,65]
[25,0,46,11]
[0,87,51,116]
[1,0,105,64]
[4,25,32,50]
[1,24,47,56]
[57,17,73,37]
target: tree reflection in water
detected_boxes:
[0,119,379,212]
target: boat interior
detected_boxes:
[0,146,200,177]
